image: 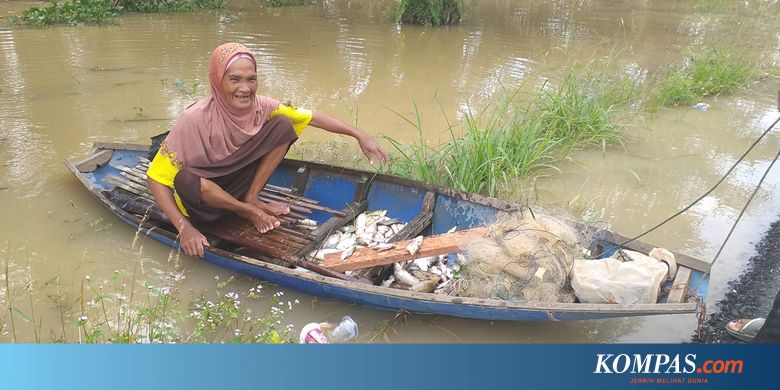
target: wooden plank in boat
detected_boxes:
[666,266,692,303]
[75,149,113,173]
[323,226,489,272]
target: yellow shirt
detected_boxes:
[147,104,313,215]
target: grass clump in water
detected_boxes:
[650,47,757,108]
[395,0,461,26]
[384,70,632,196]
[11,0,227,27]
[10,0,117,27]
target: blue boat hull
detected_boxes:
[65,145,710,321]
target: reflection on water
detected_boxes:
[0,0,779,342]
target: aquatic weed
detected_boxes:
[649,47,757,108]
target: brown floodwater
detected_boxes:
[0,0,779,343]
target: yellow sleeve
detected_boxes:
[269,104,313,136]
[147,149,180,188]
[147,149,189,216]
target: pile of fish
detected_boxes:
[305,210,460,294]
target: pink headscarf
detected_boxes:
[162,43,279,168]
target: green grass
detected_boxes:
[1,243,295,343]
[11,0,227,27]
[395,0,461,26]
[383,69,633,196]
[650,47,757,108]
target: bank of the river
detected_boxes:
[694,215,780,343]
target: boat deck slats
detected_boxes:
[666,266,692,303]
[203,216,309,258]
[323,226,488,272]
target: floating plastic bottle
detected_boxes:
[298,316,359,344]
[323,316,359,342]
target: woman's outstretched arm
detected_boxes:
[309,112,389,165]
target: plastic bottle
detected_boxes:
[299,316,359,344]
[322,315,359,342]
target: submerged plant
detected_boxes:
[395,0,461,26]
[11,0,227,27]
[650,47,757,108]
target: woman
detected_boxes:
[147,43,388,258]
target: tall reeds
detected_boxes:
[384,68,635,196]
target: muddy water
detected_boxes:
[0,0,779,342]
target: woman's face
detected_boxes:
[221,58,257,111]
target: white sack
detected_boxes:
[571,249,671,304]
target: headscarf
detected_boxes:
[162,43,280,168]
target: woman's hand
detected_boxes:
[357,134,389,165]
[179,222,209,257]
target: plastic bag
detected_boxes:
[571,249,674,304]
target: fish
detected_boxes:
[373,243,395,251]
[336,234,357,250]
[355,213,367,233]
[406,235,424,256]
[410,276,441,293]
[380,275,395,287]
[456,253,468,265]
[412,256,436,272]
[393,263,419,286]
[298,218,318,227]
[308,248,342,261]
[356,233,373,246]
[340,245,356,261]
[323,233,342,249]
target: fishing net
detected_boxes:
[449,210,602,303]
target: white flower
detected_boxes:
[214,275,219,280]
[84,275,91,281]
[78,315,88,322]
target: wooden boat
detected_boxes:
[64,142,711,321]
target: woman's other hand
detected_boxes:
[180,223,209,257]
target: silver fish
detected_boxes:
[406,235,424,256]
[373,243,395,251]
[412,256,436,272]
[355,213,367,233]
[336,235,357,250]
[393,263,419,286]
[309,248,342,261]
[298,218,318,227]
[340,245,356,261]
[323,233,342,249]
[380,275,395,287]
